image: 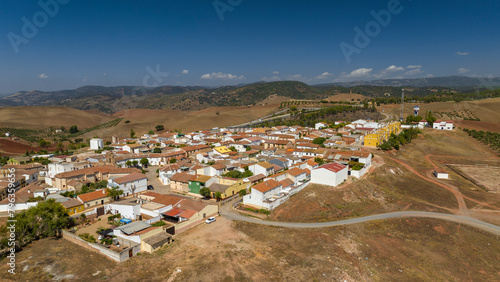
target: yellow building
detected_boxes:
[364,133,382,147]
[213,146,232,154]
[209,177,251,199]
[363,122,401,147]
[61,199,85,215]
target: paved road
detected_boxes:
[222,210,500,235]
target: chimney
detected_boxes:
[28,189,31,193]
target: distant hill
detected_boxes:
[1,76,497,113]
[322,76,500,89]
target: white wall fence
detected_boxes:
[350,165,368,178]
[62,230,140,262]
[262,181,311,210]
[145,215,162,224]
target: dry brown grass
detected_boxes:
[3,217,498,281]
[0,106,112,130]
[326,93,370,102]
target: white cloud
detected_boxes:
[456,51,469,56]
[182,69,189,74]
[424,74,435,78]
[262,76,281,82]
[345,68,373,78]
[82,77,88,82]
[200,72,245,80]
[407,65,422,69]
[458,67,470,74]
[38,73,48,79]
[103,73,107,76]
[373,65,405,78]
[385,65,405,72]
[316,72,332,79]
[272,71,280,75]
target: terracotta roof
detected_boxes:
[211,163,226,170]
[317,162,347,173]
[0,182,40,204]
[77,189,108,203]
[247,174,265,182]
[256,162,274,169]
[141,192,183,206]
[170,173,197,183]
[193,175,212,183]
[288,167,307,177]
[208,183,230,193]
[252,179,281,193]
[307,159,318,166]
[61,198,83,209]
[113,173,147,184]
[179,209,197,219]
[160,164,181,172]
[279,178,294,188]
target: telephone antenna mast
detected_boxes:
[400,88,405,121]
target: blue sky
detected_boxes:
[0,0,499,93]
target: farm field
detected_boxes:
[451,165,500,192]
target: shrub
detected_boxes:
[79,233,96,243]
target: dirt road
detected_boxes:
[222,210,500,235]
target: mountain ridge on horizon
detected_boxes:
[1,76,498,113]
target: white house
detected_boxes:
[433,121,454,130]
[248,162,275,176]
[243,179,282,209]
[158,164,181,185]
[315,122,328,130]
[90,138,104,150]
[433,169,449,179]
[108,173,148,196]
[105,198,142,220]
[311,162,348,187]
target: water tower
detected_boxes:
[414,105,420,117]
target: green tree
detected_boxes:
[155,125,165,131]
[69,125,79,134]
[214,191,222,200]
[132,160,139,166]
[13,199,70,247]
[314,157,324,166]
[238,189,247,197]
[126,160,132,167]
[426,110,437,126]
[153,147,162,153]
[140,158,149,167]
[312,137,326,145]
[229,146,237,152]
[130,129,136,138]
[148,130,155,135]
[169,158,177,163]
[107,186,123,200]
[199,187,211,198]
[38,139,50,148]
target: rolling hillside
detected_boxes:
[2,77,496,113]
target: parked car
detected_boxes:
[147,185,154,190]
[205,217,216,224]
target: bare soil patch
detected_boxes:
[452,165,500,192]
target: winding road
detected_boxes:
[222,210,500,236]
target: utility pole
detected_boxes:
[400,88,405,121]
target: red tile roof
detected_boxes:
[113,173,147,184]
[253,179,281,193]
[77,189,108,203]
[170,173,197,183]
[317,162,347,173]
